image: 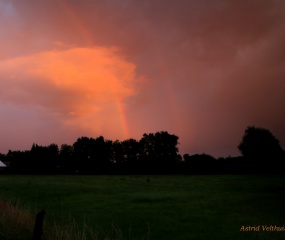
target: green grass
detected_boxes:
[1,175,285,240]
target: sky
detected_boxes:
[0,0,285,157]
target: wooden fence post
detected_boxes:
[32,210,46,240]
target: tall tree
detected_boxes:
[73,136,111,173]
[30,143,59,172]
[238,126,283,159]
[139,131,180,173]
[59,144,74,172]
[73,137,94,172]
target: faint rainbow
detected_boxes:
[114,97,130,139]
[58,0,130,139]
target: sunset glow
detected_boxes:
[0,0,285,156]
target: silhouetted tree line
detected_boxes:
[0,127,284,174]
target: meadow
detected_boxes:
[1,175,285,240]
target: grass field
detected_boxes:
[1,175,285,240]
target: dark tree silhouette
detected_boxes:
[122,138,140,163]
[3,128,283,175]
[73,136,112,173]
[59,144,75,172]
[92,136,112,172]
[30,143,59,173]
[111,140,124,164]
[112,138,140,173]
[238,126,284,173]
[73,137,95,173]
[6,150,30,173]
[183,153,217,174]
[139,131,180,173]
[238,126,283,159]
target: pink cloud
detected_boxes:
[0,47,140,144]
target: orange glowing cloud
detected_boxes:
[0,47,138,138]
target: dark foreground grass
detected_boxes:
[1,175,285,240]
